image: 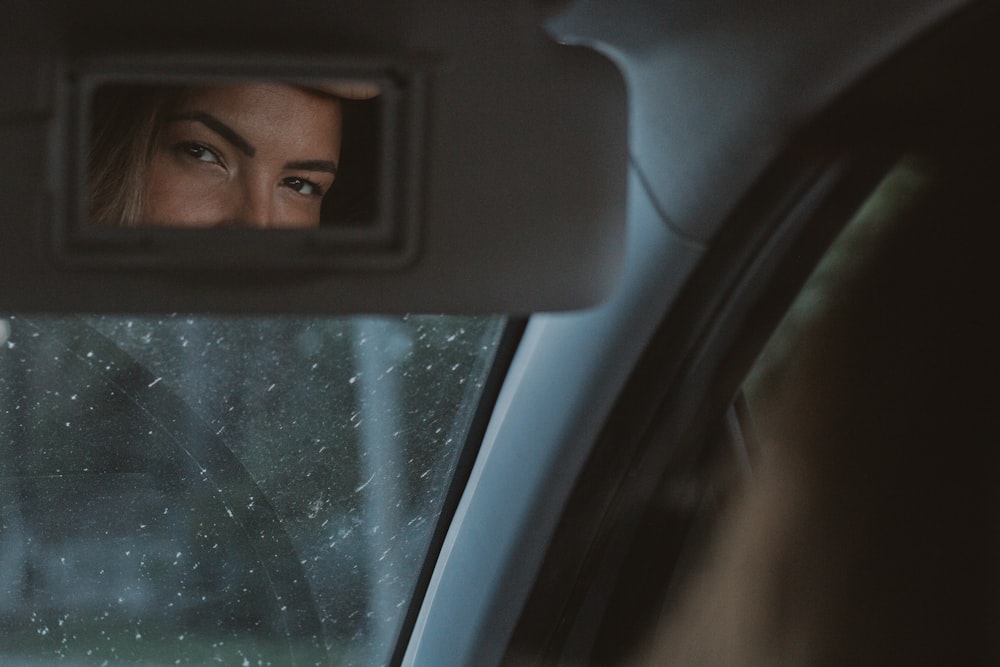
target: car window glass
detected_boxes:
[0,314,505,666]
[635,152,986,664]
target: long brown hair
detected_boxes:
[88,85,181,226]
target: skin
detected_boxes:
[144,83,342,228]
[631,158,991,666]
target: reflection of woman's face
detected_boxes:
[144,83,342,229]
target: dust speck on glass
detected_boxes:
[0,314,506,665]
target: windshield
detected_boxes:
[0,314,506,666]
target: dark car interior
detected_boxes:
[1,1,997,665]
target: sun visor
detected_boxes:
[0,0,626,314]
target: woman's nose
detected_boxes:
[231,181,276,228]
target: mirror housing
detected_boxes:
[0,0,627,313]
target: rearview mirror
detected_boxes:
[87,80,383,230]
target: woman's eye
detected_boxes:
[282,177,324,197]
[177,142,222,165]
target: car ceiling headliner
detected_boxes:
[548,0,971,244]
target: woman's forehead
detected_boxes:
[177,82,335,110]
[172,83,343,156]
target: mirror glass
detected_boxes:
[87,80,382,229]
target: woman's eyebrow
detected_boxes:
[166,112,256,158]
[283,160,338,174]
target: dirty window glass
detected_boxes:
[0,314,506,666]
